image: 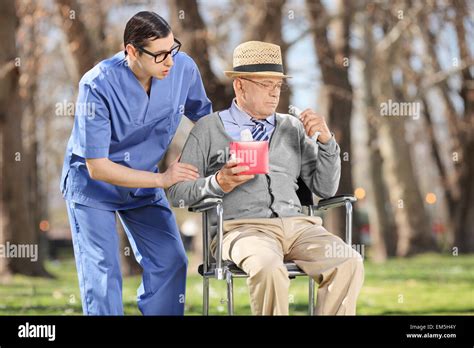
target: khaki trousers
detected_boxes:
[214,216,364,315]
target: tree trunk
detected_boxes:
[361,11,398,261]
[375,79,437,256]
[241,0,290,113]
[306,0,359,244]
[55,0,97,81]
[168,0,233,112]
[364,3,438,257]
[417,3,474,253]
[422,97,455,239]
[452,0,474,253]
[0,0,48,276]
[0,132,5,277]
[19,0,52,277]
[366,121,398,259]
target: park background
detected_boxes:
[0,0,473,315]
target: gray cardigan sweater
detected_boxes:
[168,111,341,235]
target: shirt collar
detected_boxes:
[229,98,276,127]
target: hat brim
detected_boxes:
[224,71,292,78]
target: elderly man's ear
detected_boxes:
[233,79,242,95]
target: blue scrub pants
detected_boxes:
[65,199,188,315]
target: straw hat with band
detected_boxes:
[224,41,291,79]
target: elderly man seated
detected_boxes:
[168,41,364,315]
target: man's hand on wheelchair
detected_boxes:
[216,158,255,193]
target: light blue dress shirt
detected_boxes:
[218,99,275,140]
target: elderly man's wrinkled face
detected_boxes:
[234,76,285,119]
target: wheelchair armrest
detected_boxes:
[188,197,226,280]
[313,194,357,211]
[188,198,223,213]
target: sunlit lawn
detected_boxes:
[0,253,472,315]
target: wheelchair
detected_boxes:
[188,177,356,315]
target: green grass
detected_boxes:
[0,253,472,315]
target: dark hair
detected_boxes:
[123,11,171,55]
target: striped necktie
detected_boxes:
[251,119,270,141]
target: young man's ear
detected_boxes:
[125,43,138,59]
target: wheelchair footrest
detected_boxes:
[198,261,307,279]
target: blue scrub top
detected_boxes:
[60,51,212,210]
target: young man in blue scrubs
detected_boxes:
[60,11,212,315]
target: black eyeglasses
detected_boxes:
[239,77,289,92]
[134,38,182,64]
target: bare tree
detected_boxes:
[0,0,49,276]
[370,3,437,256]
[18,0,53,276]
[414,1,474,253]
[168,0,233,112]
[240,0,290,113]
[360,4,398,261]
[0,0,20,277]
[55,0,97,82]
[306,0,360,243]
[353,0,472,257]
[451,0,474,253]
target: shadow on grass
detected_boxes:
[269,303,474,316]
[0,305,82,314]
[376,307,474,315]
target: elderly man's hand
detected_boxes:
[216,158,255,193]
[299,108,332,144]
